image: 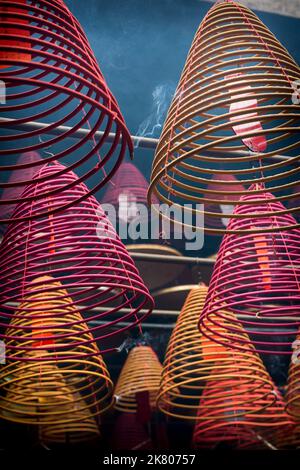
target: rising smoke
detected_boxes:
[134,82,175,148]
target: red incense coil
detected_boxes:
[0,275,114,426]
[157,285,280,421]
[148,0,300,234]
[114,346,162,413]
[199,186,300,355]
[0,163,154,354]
[0,0,132,224]
[0,0,31,67]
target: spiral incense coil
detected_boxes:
[39,392,101,445]
[102,162,158,210]
[0,151,43,224]
[286,331,300,422]
[114,346,162,413]
[148,0,300,234]
[276,423,300,449]
[100,160,187,252]
[0,0,31,67]
[205,174,245,231]
[0,163,154,353]
[111,412,153,451]
[0,275,114,425]
[0,0,132,224]
[193,420,266,450]
[289,184,300,222]
[199,187,300,355]
[157,285,280,421]
[192,381,292,450]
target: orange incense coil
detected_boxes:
[148,0,300,234]
[157,285,279,421]
[193,313,293,449]
[276,422,300,449]
[0,276,114,426]
[114,346,162,414]
[192,372,292,449]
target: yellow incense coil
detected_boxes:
[0,276,114,426]
[114,345,162,413]
[148,0,300,234]
[39,387,101,445]
[157,285,285,422]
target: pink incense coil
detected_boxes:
[0,162,154,355]
[0,151,43,222]
[275,423,300,449]
[0,0,132,224]
[289,184,300,222]
[102,162,158,224]
[102,162,156,206]
[199,185,300,355]
[205,173,246,230]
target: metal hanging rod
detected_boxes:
[204,0,300,19]
[0,117,294,163]
[86,306,300,324]
[90,318,298,331]
[90,320,175,330]
[4,300,179,317]
[5,302,298,327]
[0,118,158,150]
[129,252,215,265]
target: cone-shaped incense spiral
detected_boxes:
[198,188,300,355]
[0,0,132,224]
[148,0,300,234]
[0,276,114,429]
[0,163,154,353]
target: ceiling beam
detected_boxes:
[203,0,300,19]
